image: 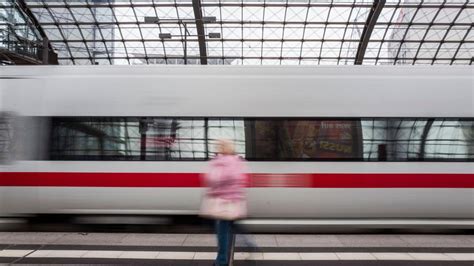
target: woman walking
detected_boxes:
[201,139,248,266]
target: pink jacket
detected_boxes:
[204,154,248,200]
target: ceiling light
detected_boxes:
[159,33,172,39]
[208,32,221,39]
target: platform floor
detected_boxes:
[0,232,472,265]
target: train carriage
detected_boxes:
[0,66,473,228]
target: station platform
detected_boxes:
[0,232,472,265]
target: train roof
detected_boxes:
[1,66,473,118]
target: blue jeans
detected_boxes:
[215,220,234,266]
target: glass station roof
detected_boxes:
[7,0,474,65]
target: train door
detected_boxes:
[0,116,45,215]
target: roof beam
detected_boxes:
[5,21,471,26]
[46,39,473,44]
[15,0,52,50]
[59,56,473,61]
[354,0,385,65]
[192,0,208,65]
[17,3,469,8]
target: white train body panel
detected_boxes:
[0,66,473,223]
[1,65,472,117]
[1,161,473,218]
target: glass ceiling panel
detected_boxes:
[371,0,472,65]
[17,0,473,65]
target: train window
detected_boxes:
[48,117,474,162]
[424,120,473,160]
[244,119,363,160]
[360,119,473,161]
[361,119,428,161]
[0,112,14,162]
[207,119,246,158]
[50,118,207,160]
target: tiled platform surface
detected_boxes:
[0,233,472,265]
[0,249,473,260]
[0,232,473,247]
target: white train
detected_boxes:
[0,65,473,228]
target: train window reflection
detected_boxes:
[361,119,428,161]
[0,112,14,162]
[208,119,246,157]
[245,120,363,160]
[424,120,473,160]
[50,118,208,161]
[49,117,474,162]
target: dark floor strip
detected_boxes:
[0,257,17,264]
[10,258,474,266]
[4,244,43,250]
[3,244,474,253]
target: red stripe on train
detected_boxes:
[0,172,473,188]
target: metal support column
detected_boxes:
[355,0,385,65]
[42,38,49,64]
[192,0,208,65]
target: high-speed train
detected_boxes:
[0,66,473,228]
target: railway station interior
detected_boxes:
[0,0,473,265]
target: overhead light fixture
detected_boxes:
[144,16,159,23]
[202,16,216,23]
[208,32,221,39]
[145,16,216,24]
[159,33,172,39]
